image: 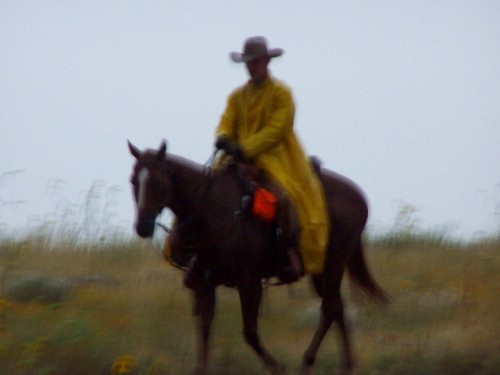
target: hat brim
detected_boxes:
[230,48,284,63]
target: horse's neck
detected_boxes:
[166,155,209,219]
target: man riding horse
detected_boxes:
[130,40,386,369]
[201,36,330,284]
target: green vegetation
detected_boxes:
[0,234,498,374]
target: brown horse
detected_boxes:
[128,140,387,375]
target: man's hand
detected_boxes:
[215,136,244,161]
[226,142,244,161]
[215,135,229,150]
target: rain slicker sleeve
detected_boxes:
[216,77,330,274]
[218,80,294,159]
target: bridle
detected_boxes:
[151,150,220,234]
[134,150,237,247]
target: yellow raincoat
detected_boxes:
[216,76,330,274]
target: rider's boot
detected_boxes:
[274,192,303,284]
[184,256,205,290]
[278,247,304,283]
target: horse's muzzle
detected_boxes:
[135,216,156,238]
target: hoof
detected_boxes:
[298,364,312,375]
[340,367,355,375]
[193,365,208,375]
[268,363,287,375]
[340,359,356,375]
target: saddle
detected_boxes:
[233,157,322,231]
[233,162,279,223]
[228,161,303,283]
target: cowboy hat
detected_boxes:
[230,36,284,63]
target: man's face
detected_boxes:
[245,56,270,84]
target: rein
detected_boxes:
[156,149,241,251]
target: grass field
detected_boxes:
[0,237,498,375]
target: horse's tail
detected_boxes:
[347,240,390,304]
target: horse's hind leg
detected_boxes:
[300,271,354,375]
[300,307,333,375]
[239,280,286,375]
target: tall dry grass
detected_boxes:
[0,237,499,374]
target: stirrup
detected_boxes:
[277,249,303,284]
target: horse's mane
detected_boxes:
[166,153,205,173]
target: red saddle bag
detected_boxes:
[252,187,278,222]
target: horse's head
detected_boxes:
[128,140,170,238]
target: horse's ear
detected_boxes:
[157,140,167,160]
[128,141,142,159]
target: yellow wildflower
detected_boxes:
[0,299,10,312]
[111,354,137,375]
[399,279,416,292]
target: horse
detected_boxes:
[128,140,387,375]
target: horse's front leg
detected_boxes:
[192,284,216,375]
[238,279,286,375]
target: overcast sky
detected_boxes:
[1,1,499,241]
